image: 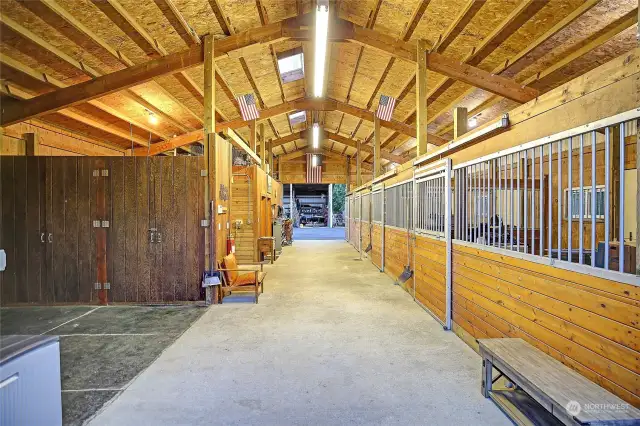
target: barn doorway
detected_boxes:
[284,183,345,240]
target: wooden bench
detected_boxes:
[218,253,266,304]
[479,338,640,426]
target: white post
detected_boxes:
[328,184,333,228]
[290,183,294,221]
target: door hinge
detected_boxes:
[200,219,210,227]
[101,220,110,228]
[93,220,101,228]
[200,169,208,177]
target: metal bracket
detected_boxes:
[101,220,110,228]
[200,219,210,227]
[200,169,208,177]
[92,220,101,228]
[101,169,109,177]
[94,282,102,289]
[92,170,100,177]
[103,282,111,290]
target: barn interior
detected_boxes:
[0,0,639,425]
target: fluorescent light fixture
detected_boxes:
[312,123,319,148]
[312,154,318,167]
[468,116,477,127]
[289,111,306,125]
[314,2,329,97]
[277,48,304,83]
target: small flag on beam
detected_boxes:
[237,93,260,121]
[376,94,396,122]
[306,153,322,183]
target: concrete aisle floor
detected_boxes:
[90,241,510,426]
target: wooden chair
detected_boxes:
[217,253,266,304]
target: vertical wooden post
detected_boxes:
[203,34,217,273]
[356,140,362,187]
[416,39,429,157]
[268,137,273,176]
[374,116,381,177]
[453,107,468,139]
[259,123,266,171]
[250,120,257,153]
[23,132,39,156]
[346,155,351,191]
[277,155,282,181]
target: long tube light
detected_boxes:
[312,123,319,148]
[314,2,329,97]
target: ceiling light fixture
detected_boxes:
[148,111,158,125]
[314,1,329,97]
[468,116,478,128]
[312,154,318,167]
[312,123,320,148]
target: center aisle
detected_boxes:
[90,240,510,426]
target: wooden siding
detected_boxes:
[414,235,447,322]
[231,172,255,263]
[383,226,414,293]
[451,243,640,407]
[371,223,383,268]
[0,156,205,305]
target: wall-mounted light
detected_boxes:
[148,111,158,125]
[312,123,320,148]
[314,1,329,97]
[468,115,478,128]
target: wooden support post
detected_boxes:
[416,39,429,157]
[23,132,39,156]
[374,116,381,177]
[259,123,266,171]
[346,155,351,191]
[277,155,282,181]
[356,140,362,187]
[453,107,468,139]
[203,34,216,273]
[268,137,273,176]
[250,120,257,153]
[636,118,639,275]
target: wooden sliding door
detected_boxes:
[0,156,205,305]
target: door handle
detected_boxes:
[41,233,45,243]
[47,233,53,243]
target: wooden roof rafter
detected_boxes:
[14,0,198,132]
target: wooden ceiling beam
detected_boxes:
[432,1,633,137]
[432,0,484,53]
[326,131,405,164]
[2,83,149,147]
[7,2,196,132]
[132,129,203,155]
[153,0,201,46]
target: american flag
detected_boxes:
[306,153,322,183]
[237,93,260,121]
[376,95,396,122]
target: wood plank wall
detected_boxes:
[414,236,447,323]
[371,223,383,268]
[383,227,414,293]
[1,121,125,156]
[231,170,255,263]
[280,160,373,185]
[451,243,639,407]
[0,156,205,305]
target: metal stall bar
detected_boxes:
[591,131,596,267]
[539,145,544,257]
[549,142,553,259]
[557,140,562,261]
[619,123,625,273]
[568,138,573,263]
[444,158,452,330]
[579,134,584,264]
[524,150,528,251]
[605,128,610,269]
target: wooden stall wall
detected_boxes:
[1,121,126,156]
[0,156,205,305]
[213,136,232,265]
[371,223,383,269]
[414,236,447,323]
[361,221,371,258]
[383,227,414,294]
[231,166,255,263]
[451,243,639,406]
